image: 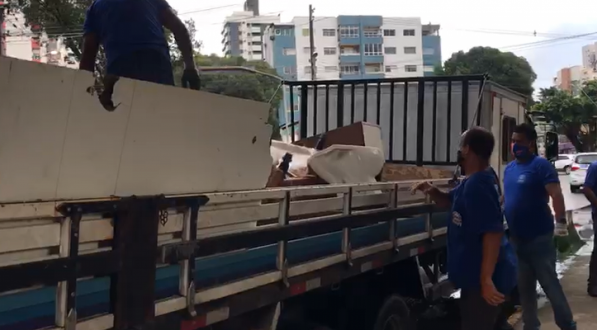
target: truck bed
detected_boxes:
[0,181,451,330]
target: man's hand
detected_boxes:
[410,181,435,195]
[181,69,200,90]
[481,279,505,306]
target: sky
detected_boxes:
[168,0,597,90]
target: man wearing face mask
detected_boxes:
[413,127,517,330]
[503,123,576,330]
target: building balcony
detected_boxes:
[339,54,362,63]
[339,37,360,45]
[362,36,382,44]
[362,54,383,63]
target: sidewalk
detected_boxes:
[513,254,597,329]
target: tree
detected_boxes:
[436,46,537,100]
[189,55,283,140]
[531,81,597,151]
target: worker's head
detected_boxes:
[512,123,538,159]
[458,126,495,169]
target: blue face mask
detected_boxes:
[512,143,531,159]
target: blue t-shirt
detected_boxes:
[503,156,559,240]
[447,170,517,294]
[583,161,597,213]
[84,0,173,82]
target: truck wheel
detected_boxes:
[372,295,415,330]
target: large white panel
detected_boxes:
[0,57,273,202]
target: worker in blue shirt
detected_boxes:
[413,127,517,330]
[582,160,597,297]
[80,0,199,108]
[503,123,576,330]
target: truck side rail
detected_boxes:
[0,180,453,330]
[281,75,487,166]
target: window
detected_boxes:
[340,46,359,55]
[501,116,517,163]
[363,28,380,37]
[404,47,417,54]
[303,47,315,54]
[423,65,434,72]
[383,29,396,37]
[423,48,435,55]
[274,29,281,35]
[339,26,359,38]
[385,65,397,73]
[364,44,382,56]
[325,66,337,72]
[323,47,337,55]
[304,66,312,74]
[302,28,310,36]
[323,29,336,37]
[340,64,360,74]
[405,65,417,72]
[364,64,382,73]
[283,66,296,74]
[384,47,397,55]
[403,29,415,36]
[283,48,296,55]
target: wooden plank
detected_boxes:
[0,223,60,254]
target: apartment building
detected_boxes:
[2,11,77,68]
[554,65,582,94]
[221,11,280,61]
[263,16,443,140]
[263,16,441,81]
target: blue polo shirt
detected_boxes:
[503,156,559,240]
[583,161,597,213]
[83,0,174,85]
[447,170,517,294]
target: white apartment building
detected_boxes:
[221,11,280,61]
[3,11,77,68]
[265,16,430,81]
[582,42,597,71]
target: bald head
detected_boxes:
[460,126,495,162]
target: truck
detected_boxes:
[0,56,534,330]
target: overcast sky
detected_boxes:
[169,0,597,90]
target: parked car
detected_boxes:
[553,154,575,174]
[569,152,597,193]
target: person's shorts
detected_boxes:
[107,49,174,86]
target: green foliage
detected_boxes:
[436,46,537,99]
[16,2,281,138]
[531,81,597,151]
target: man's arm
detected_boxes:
[463,176,505,302]
[427,187,452,209]
[539,159,566,222]
[583,163,597,207]
[80,6,100,72]
[158,0,195,69]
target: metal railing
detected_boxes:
[282,75,487,166]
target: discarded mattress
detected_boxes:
[0,57,273,202]
[308,145,385,184]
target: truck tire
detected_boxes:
[372,295,415,330]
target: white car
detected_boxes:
[553,154,575,174]
[569,152,597,193]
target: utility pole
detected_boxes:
[0,1,6,56]
[308,4,316,80]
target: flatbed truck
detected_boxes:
[0,56,531,330]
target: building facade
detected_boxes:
[554,65,582,94]
[3,11,77,68]
[263,16,442,140]
[264,16,441,81]
[221,11,280,61]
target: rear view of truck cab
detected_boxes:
[0,56,527,330]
